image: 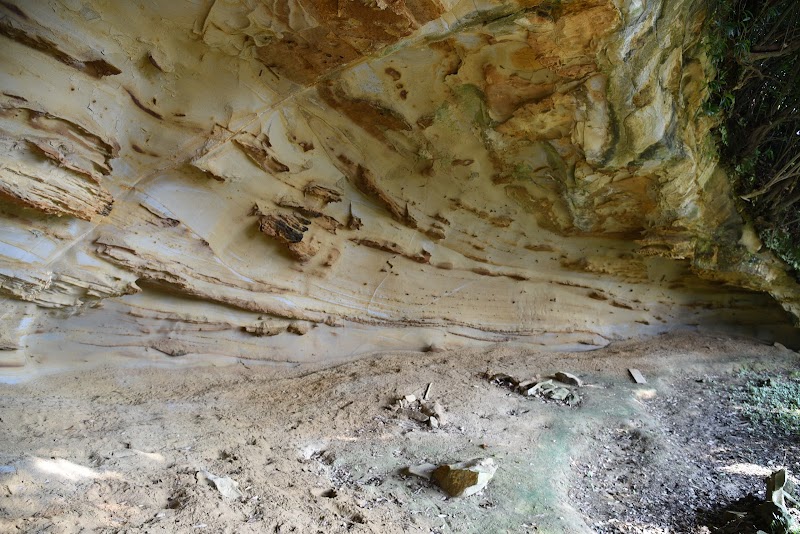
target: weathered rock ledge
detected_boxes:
[0,0,798,372]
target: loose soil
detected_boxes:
[1,332,798,533]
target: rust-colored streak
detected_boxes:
[347,204,363,230]
[260,213,309,244]
[276,199,341,234]
[23,108,117,159]
[131,143,158,157]
[346,161,417,229]
[2,92,27,101]
[351,237,430,264]
[125,89,163,120]
[303,183,342,204]
[471,266,529,281]
[83,59,121,77]
[384,67,401,81]
[255,26,362,85]
[611,300,634,310]
[450,198,512,228]
[256,210,320,262]
[147,53,164,72]
[0,21,120,78]
[233,138,290,174]
[319,84,411,145]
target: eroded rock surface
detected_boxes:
[0,0,798,372]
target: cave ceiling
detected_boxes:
[0,0,798,371]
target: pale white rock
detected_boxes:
[431,458,498,498]
[197,470,243,501]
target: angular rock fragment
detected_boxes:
[287,321,311,335]
[391,393,447,430]
[407,458,498,497]
[548,386,570,401]
[512,377,581,405]
[304,183,342,204]
[258,211,309,244]
[0,106,117,220]
[431,458,497,498]
[488,373,519,388]
[197,470,243,500]
[432,402,447,425]
[565,391,582,407]
[242,322,284,337]
[276,198,342,234]
[255,209,319,262]
[406,462,437,479]
[417,399,447,427]
[409,410,430,423]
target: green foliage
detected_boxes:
[762,228,800,274]
[740,373,800,434]
[703,0,800,278]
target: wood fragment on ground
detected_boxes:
[628,368,647,384]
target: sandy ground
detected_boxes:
[1,331,799,533]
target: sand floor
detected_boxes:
[1,332,799,533]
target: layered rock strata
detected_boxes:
[1,0,798,372]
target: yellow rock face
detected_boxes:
[0,0,798,371]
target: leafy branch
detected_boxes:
[704,0,800,276]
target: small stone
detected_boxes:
[406,462,437,480]
[196,470,243,500]
[555,372,583,387]
[419,400,434,416]
[537,380,557,393]
[409,411,430,423]
[431,458,497,498]
[517,380,536,392]
[429,416,439,428]
[432,402,446,424]
[565,391,581,406]
[287,321,310,335]
[489,373,518,387]
[521,380,552,396]
[547,387,570,401]
[404,394,417,403]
